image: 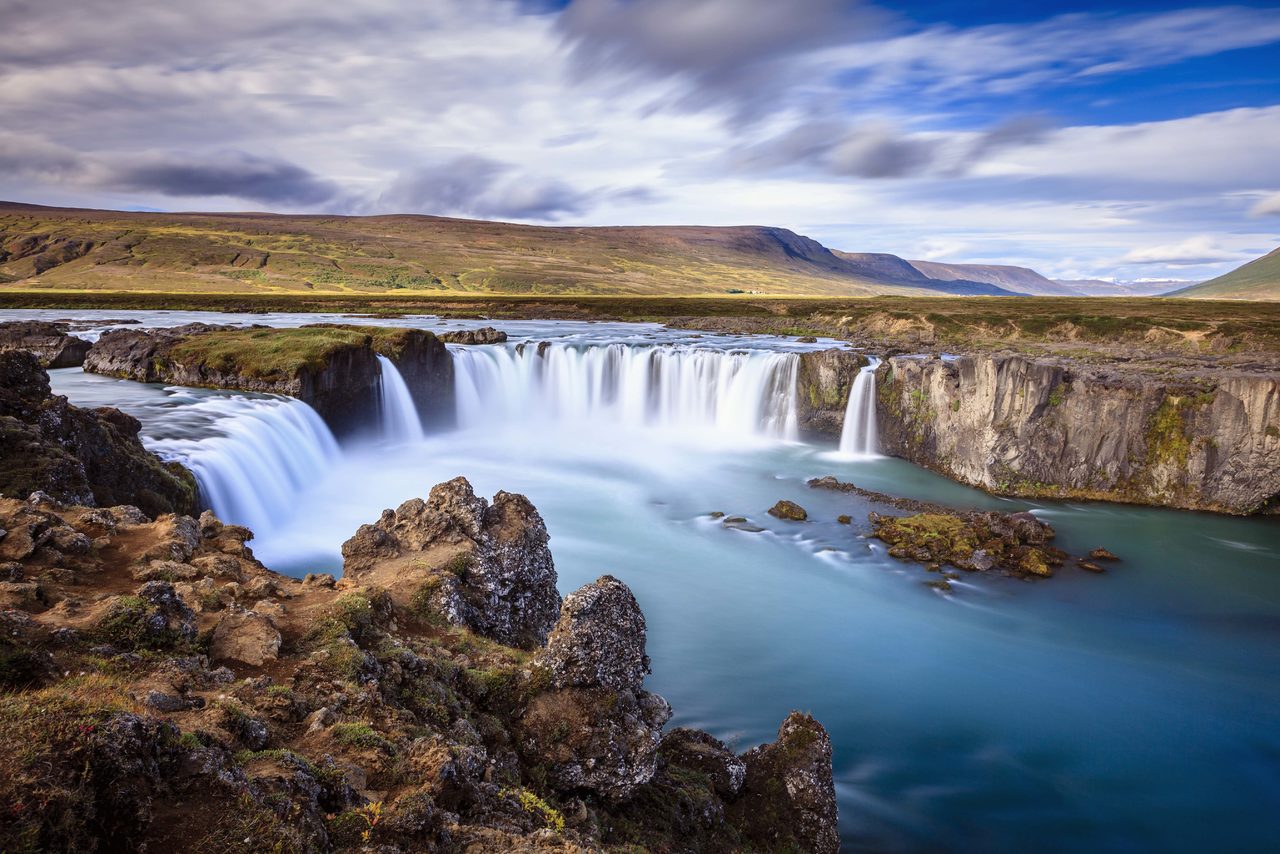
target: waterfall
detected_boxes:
[376,355,425,443]
[838,358,880,456]
[143,395,341,538]
[452,342,799,440]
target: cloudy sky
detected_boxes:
[2,0,1279,280]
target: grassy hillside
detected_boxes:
[0,202,969,298]
[1172,247,1280,300]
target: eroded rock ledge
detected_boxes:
[0,477,839,853]
[875,353,1280,514]
[0,320,91,368]
[83,323,453,436]
[0,350,196,516]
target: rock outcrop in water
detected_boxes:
[0,478,839,853]
[84,324,454,436]
[876,353,1280,514]
[0,350,197,516]
[439,326,508,345]
[0,320,91,367]
[795,348,868,437]
[342,476,562,649]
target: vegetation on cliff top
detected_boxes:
[168,327,375,379]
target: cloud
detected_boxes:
[558,0,886,115]
[1119,236,1248,266]
[105,151,339,206]
[1250,192,1280,217]
[828,125,939,178]
[378,156,591,220]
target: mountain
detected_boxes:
[0,201,1011,298]
[1169,247,1280,300]
[1053,279,1189,297]
[907,259,1080,296]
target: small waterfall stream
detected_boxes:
[838,357,880,456]
[451,342,800,440]
[376,355,425,443]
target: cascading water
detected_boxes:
[451,342,800,440]
[376,355,425,443]
[838,357,880,456]
[143,395,341,539]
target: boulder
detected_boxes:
[211,609,282,666]
[659,728,746,799]
[0,320,91,368]
[768,500,808,521]
[729,712,840,854]
[538,575,650,692]
[342,476,561,648]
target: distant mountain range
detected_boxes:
[0,200,1267,299]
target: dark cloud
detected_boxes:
[106,151,340,206]
[378,156,592,220]
[730,121,941,179]
[558,0,887,116]
[966,116,1054,162]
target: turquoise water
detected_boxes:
[29,309,1280,853]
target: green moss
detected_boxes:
[168,327,371,380]
[330,722,396,754]
[1145,396,1197,468]
[1047,385,1065,407]
[503,787,565,833]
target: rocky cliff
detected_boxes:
[0,477,838,853]
[84,324,454,437]
[876,353,1280,514]
[795,348,868,437]
[0,350,197,516]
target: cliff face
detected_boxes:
[84,325,453,437]
[876,354,1280,514]
[0,350,197,516]
[795,348,868,437]
[0,320,91,368]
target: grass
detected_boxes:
[168,327,372,379]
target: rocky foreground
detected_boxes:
[0,469,838,852]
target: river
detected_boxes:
[8,308,1280,853]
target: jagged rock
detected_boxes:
[768,500,808,521]
[211,609,282,666]
[538,575,650,692]
[342,476,561,648]
[0,320,91,368]
[730,712,840,854]
[521,576,670,800]
[1090,547,1120,561]
[659,728,747,799]
[0,350,197,516]
[439,326,508,345]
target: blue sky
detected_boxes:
[2,0,1278,281]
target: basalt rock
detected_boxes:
[768,499,808,521]
[869,509,1066,577]
[522,576,670,800]
[342,476,562,648]
[0,320,91,368]
[439,326,508,345]
[729,712,840,854]
[0,350,197,516]
[796,348,868,438]
[876,353,1280,514]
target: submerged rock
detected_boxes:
[342,476,561,648]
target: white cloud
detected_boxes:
[1119,236,1251,266]
[1250,191,1280,217]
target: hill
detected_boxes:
[1053,279,1188,297]
[0,201,1010,298]
[1170,246,1280,300]
[907,259,1078,296]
